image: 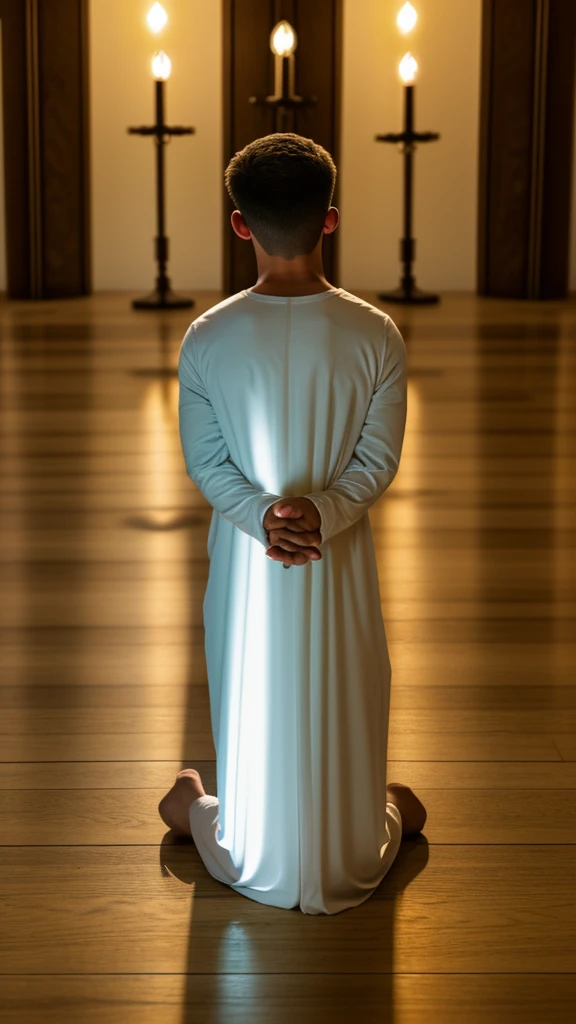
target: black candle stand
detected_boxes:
[128,80,196,309]
[375,84,440,304]
[249,51,316,131]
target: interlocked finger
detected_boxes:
[267,528,321,549]
[263,515,311,533]
[266,545,312,565]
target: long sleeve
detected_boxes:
[303,315,407,546]
[178,327,283,549]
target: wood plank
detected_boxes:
[0,688,211,710]
[0,708,213,734]
[0,644,208,684]
[3,706,576,735]
[0,642,574,687]
[390,686,576,710]
[0,732,561,763]
[1,787,574,846]
[1,615,576,645]
[0,546,574,580]
[389,642,576,684]
[2,683,575,710]
[2,843,574,897]
[0,734,215,762]
[1,973,575,1024]
[2,759,576,791]
[0,598,573,630]
[0,761,216,790]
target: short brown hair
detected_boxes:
[224,133,337,259]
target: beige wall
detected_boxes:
[339,0,482,292]
[89,0,222,291]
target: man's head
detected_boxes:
[224,133,337,259]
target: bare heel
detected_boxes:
[387,782,427,837]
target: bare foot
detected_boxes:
[158,768,206,837]
[386,782,427,838]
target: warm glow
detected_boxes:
[270,20,297,57]
[399,51,418,83]
[147,2,167,33]
[151,50,172,80]
[397,2,417,34]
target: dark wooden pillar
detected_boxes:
[0,0,91,299]
[223,0,342,295]
[478,0,576,299]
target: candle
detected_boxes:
[128,42,195,308]
[373,26,439,302]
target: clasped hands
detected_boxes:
[263,497,322,567]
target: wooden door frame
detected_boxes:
[222,0,343,295]
[478,0,576,299]
[0,0,91,299]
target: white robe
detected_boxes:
[177,285,407,915]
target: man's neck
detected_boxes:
[250,247,332,296]
[250,277,334,296]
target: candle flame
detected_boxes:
[152,50,172,80]
[397,2,417,34]
[270,20,297,57]
[399,51,418,83]
[147,3,167,33]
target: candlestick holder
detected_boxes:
[375,83,440,304]
[128,74,196,309]
[249,21,316,132]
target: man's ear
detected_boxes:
[322,207,339,235]
[231,210,252,241]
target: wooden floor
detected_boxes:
[0,290,575,1022]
